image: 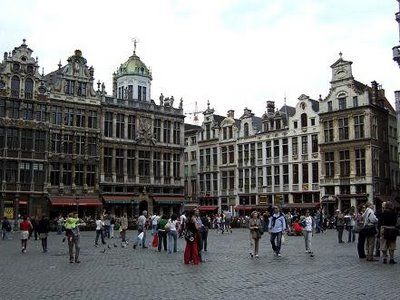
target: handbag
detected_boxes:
[383,227,399,241]
[363,225,377,236]
[184,230,194,242]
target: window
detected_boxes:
[173,153,180,178]
[104,112,113,137]
[371,116,378,139]
[244,123,249,137]
[7,128,19,150]
[11,76,20,98]
[20,129,33,151]
[64,108,74,126]
[250,143,255,164]
[191,150,196,161]
[51,106,62,125]
[273,140,279,158]
[19,162,32,184]
[324,120,334,142]
[258,167,263,187]
[88,137,97,156]
[51,133,61,153]
[221,146,227,164]
[310,118,316,126]
[153,152,161,178]
[163,120,171,143]
[127,85,133,100]
[228,126,233,139]
[22,102,34,120]
[116,114,125,138]
[33,163,44,185]
[356,184,366,194]
[34,131,46,152]
[75,135,85,155]
[103,148,113,176]
[115,149,124,177]
[87,111,97,128]
[293,164,299,184]
[199,149,204,168]
[257,142,263,161]
[266,141,271,159]
[125,149,135,179]
[250,168,256,188]
[75,164,84,186]
[302,163,309,184]
[301,136,308,155]
[63,134,73,154]
[292,137,298,156]
[340,185,351,195]
[283,164,289,184]
[0,99,5,117]
[327,101,332,112]
[138,85,147,101]
[338,97,346,110]
[312,162,318,183]
[76,109,85,127]
[153,119,161,142]
[0,127,5,149]
[325,152,334,178]
[274,165,280,185]
[339,150,350,177]
[276,119,281,130]
[355,149,366,176]
[266,166,272,185]
[223,127,227,140]
[293,121,298,129]
[301,113,307,127]
[338,117,349,140]
[353,96,358,107]
[7,100,20,119]
[64,80,75,95]
[222,171,228,190]
[163,153,171,177]
[63,163,72,185]
[311,134,318,153]
[6,161,18,183]
[213,147,218,166]
[173,122,180,144]
[35,104,46,122]
[354,115,364,139]
[77,82,87,97]
[206,148,211,166]
[128,116,136,140]
[205,174,211,192]
[24,78,34,100]
[282,139,288,156]
[86,165,96,186]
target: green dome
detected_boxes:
[116,52,152,79]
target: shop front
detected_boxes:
[152,195,186,216]
[198,205,218,215]
[49,196,102,219]
[103,195,139,217]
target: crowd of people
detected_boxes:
[1,202,399,266]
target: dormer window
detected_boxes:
[12,63,20,72]
[243,123,249,137]
[27,65,34,75]
[293,121,298,129]
[77,82,87,97]
[327,101,332,112]
[11,76,20,98]
[301,113,307,127]
[276,119,281,130]
[338,97,346,110]
[24,78,34,100]
[64,80,75,95]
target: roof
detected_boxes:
[279,105,296,117]
[252,116,263,131]
[115,52,152,79]
[184,123,202,131]
[309,99,319,112]
[330,56,353,68]
[213,114,226,126]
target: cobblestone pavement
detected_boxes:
[0,229,399,300]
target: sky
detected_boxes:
[0,0,399,123]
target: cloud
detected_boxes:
[0,0,398,123]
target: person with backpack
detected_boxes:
[1,216,12,240]
[37,215,50,253]
[302,210,315,257]
[157,214,168,252]
[268,206,287,257]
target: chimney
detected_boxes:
[267,101,275,114]
[227,110,235,118]
[3,52,7,60]
[371,81,378,104]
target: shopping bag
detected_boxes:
[281,234,286,245]
[138,232,144,240]
[152,233,159,247]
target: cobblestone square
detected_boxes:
[0,229,398,299]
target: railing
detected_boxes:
[274,157,280,163]
[292,184,299,191]
[302,154,308,161]
[283,184,289,192]
[282,155,288,162]
[139,176,151,184]
[312,183,319,190]
[164,177,171,184]
[266,186,272,192]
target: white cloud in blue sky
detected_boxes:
[0,0,398,122]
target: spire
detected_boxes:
[339,51,343,59]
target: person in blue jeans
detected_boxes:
[167,214,178,253]
[268,206,287,257]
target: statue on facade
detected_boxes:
[179,97,183,109]
[159,93,164,106]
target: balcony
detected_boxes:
[274,157,280,163]
[302,154,308,161]
[282,155,288,163]
[283,184,289,192]
[274,185,280,191]
[292,184,299,191]
[266,186,272,193]
[312,183,319,190]
[139,176,150,184]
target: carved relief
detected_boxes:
[137,116,155,144]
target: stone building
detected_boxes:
[319,54,396,215]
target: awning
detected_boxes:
[321,195,337,204]
[235,205,254,211]
[50,197,102,207]
[337,194,368,200]
[183,203,199,211]
[198,205,218,211]
[103,196,137,204]
[283,203,320,209]
[153,195,186,205]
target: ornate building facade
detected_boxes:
[0,40,185,219]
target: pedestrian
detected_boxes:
[225,212,233,234]
[64,212,86,263]
[120,213,128,247]
[57,215,64,235]
[356,205,366,259]
[157,214,168,252]
[200,214,210,252]
[110,215,115,239]
[379,202,398,264]
[194,209,204,262]
[37,215,50,253]
[179,212,187,238]
[103,214,111,239]
[1,216,11,240]
[335,210,345,243]
[249,211,262,258]
[167,214,178,254]
[362,202,378,262]
[95,215,106,246]
[151,212,160,236]
[262,212,270,233]
[184,210,200,265]
[268,206,287,257]
[20,216,32,253]
[302,210,315,257]
[29,216,37,240]
[133,210,148,249]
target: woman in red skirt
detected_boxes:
[184,211,200,265]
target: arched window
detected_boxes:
[244,123,249,137]
[11,76,20,98]
[301,113,307,127]
[25,78,34,100]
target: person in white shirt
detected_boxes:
[151,213,160,236]
[94,215,105,246]
[167,214,178,253]
[133,211,148,249]
[302,210,315,257]
[179,213,187,238]
[362,202,378,261]
[268,206,287,257]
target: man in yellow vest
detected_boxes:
[65,212,85,263]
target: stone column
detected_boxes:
[134,149,139,183]
[112,113,116,138]
[111,148,116,182]
[124,115,128,139]
[123,148,128,183]
[150,149,154,184]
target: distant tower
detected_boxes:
[393,0,400,67]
